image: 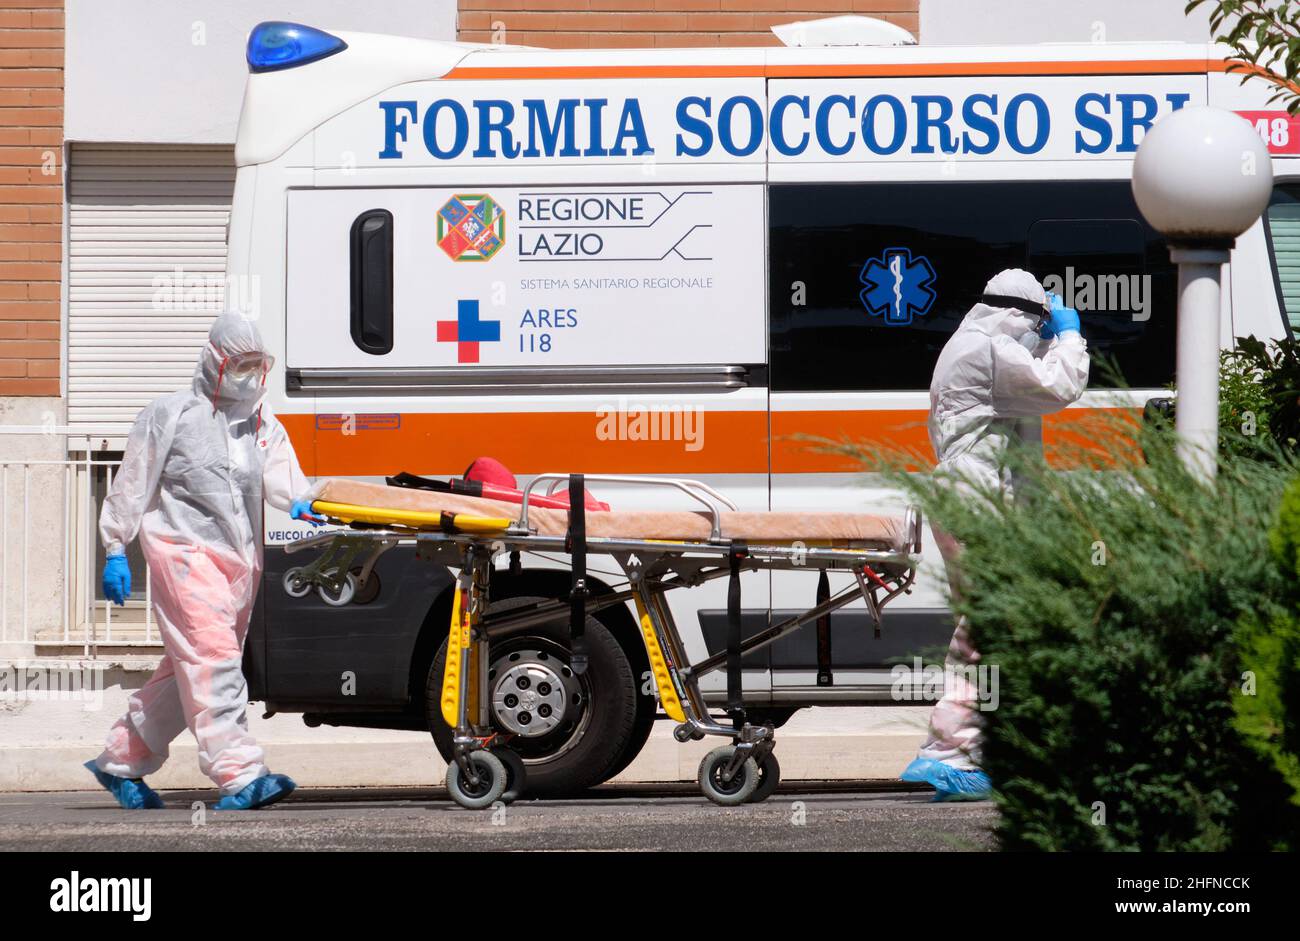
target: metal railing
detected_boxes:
[0,443,160,654]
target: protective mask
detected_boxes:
[225,371,264,401]
[217,352,271,401]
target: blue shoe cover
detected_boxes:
[901,757,992,802]
[83,759,165,810]
[213,773,296,811]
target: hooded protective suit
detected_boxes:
[915,269,1089,775]
[928,269,1091,499]
[92,313,312,796]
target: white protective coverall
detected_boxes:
[918,268,1090,769]
[93,313,311,795]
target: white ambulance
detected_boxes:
[232,18,1300,793]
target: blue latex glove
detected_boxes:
[102,553,131,606]
[1041,292,1081,340]
[291,497,324,527]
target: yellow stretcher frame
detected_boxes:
[440,586,469,729]
[311,499,512,534]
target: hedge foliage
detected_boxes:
[872,415,1300,850]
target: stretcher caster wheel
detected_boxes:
[491,747,527,803]
[318,570,358,607]
[698,746,759,806]
[282,568,312,599]
[350,567,381,605]
[446,751,507,809]
[747,752,781,803]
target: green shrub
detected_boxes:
[1219,335,1300,457]
[1234,478,1300,807]
[868,416,1300,850]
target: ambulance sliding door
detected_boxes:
[284,183,774,698]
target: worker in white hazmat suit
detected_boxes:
[86,312,324,810]
[902,268,1089,800]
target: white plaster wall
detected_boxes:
[920,0,1213,45]
[0,398,68,646]
[65,0,456,144]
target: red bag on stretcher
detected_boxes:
[385,457,610,512]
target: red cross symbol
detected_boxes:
[437,299,500,364]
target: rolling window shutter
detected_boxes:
[67,143,235,432]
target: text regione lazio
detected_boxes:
[372,83,1197,162]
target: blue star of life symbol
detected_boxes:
[859,248,937,326]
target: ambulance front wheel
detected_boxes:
[427,595,637,797]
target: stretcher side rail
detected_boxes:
[516,472,739,540]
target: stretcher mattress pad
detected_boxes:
[315,478,906,549]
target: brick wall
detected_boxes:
[459,1,920,48]
[0,0,61,397]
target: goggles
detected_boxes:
[220,351,274,380]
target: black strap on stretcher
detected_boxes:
[816,570,833,686]
[727,541,747,726]
[390,471,523,571]
[386,471,484,497]
[565,474,589,675]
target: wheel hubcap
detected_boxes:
[490,651,572,738]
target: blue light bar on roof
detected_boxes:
[247,21,347,73]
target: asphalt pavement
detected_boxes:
[0,782,996,851]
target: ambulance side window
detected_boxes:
[1266,183,1300,334]
[350,208,394,355]
[768,181,1178,391]
[1028,217,1157,375]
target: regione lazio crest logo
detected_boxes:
[437,194,505,261]
[859,247,937,326]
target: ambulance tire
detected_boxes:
[427,596,638,796]
[599,664,657,782]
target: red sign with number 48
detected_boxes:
[1236,110,1300,155]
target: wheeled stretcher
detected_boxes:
[284,473,923,808]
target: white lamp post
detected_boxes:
[1132,106,1273,482]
